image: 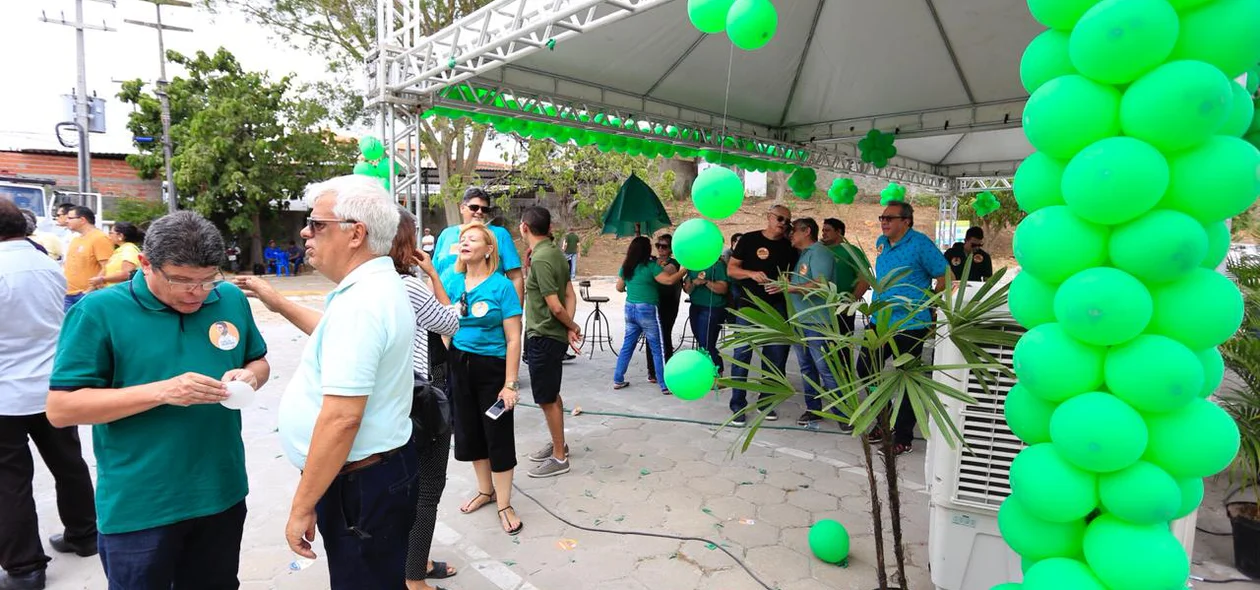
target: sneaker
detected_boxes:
[730,413,747,427]
[528,442,569,463]
[527,457,571,478]
[836,420,856,435]
[879,442,913,456]
[796,412,821,427]
[764,410,779,422]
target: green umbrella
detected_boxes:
[601,173,672,238]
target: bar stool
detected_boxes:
[579,280,614,359]
[676,298,698,350]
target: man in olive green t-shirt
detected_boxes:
[821,218,871,332]
[563,229,580,279]
[46,211,270,588]
[521,207,582,479]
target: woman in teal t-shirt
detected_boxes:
[441,223,525,536]
[612,236,687,393]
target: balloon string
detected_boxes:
[719,42,734,158]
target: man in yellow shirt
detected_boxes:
[62,207,113,311]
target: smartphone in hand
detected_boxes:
[485,399,507,420]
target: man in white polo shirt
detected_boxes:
[277,175,417,589]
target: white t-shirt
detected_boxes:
[0,240,66,416]
[421,234,435,253]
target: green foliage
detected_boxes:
[960,190,1026,234]
[1221,255,1260,501]
[111,197,168,227]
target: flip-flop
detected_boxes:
[498,506,524,536]
[459,491,495,514]
[425,561,457,579]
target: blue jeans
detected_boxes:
[688,305,725,374]
[729,304,791,413]
[64,293,85,312]
[98,500,246,589]
[614,302,667,391]
[795,327,842,415]
[316,442,419,590]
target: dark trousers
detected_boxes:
[63,293,85,312]
[729,301,791,413]
[405,430,451,580]
[0,414,96,575]
[858,326,930,445]
[645,295,680,379]
[98,500,245,590]
[688,305,726,374]
[316,442,419,590]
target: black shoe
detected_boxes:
[563,353,577,361]
[764,410,779,422]
[797,412,821,427]
[730,413,747,427]
[49,534,97,557]
[0,570,46,590]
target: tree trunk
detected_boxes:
[248,211,263,270]
[663,157,698,200]
[881,412,909,589]
[861,434,889,590]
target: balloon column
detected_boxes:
[879,182,906,205]
[1001,0,1257,588]
[828,177,858,204]
[686,0,778,51]
[353,136,394,189]
[973,191,1002,217]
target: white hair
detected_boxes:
[303,175,399,256]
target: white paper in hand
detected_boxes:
[221,380,255,410]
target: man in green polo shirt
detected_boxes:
[46,211,270,588]
[683,259,729,376]
[821,217,871,332]
[520,207,581,478]
[787,218,850,431]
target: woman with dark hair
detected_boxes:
[612,236,687,394]
[644,233,682,383]
[91,221,144,288]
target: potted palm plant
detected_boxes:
[718,253,1020,590]
[1221,254,1260,579]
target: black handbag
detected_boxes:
[412,331,452,444]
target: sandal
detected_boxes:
[498,506,524,536]
[425,561,457,579]
[880,442,913,456]
[612,382,630,390]
[647,376,658,384]
[459,491,495,514]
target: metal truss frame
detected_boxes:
[956,176,1014,194]
[783,98,1027,144]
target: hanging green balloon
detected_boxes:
[692,166,745,219]
[673,218,725,271]
[664,349,717,400]
[359,136,385,161]
[725,0,777,51]
[973,191,1002,217]
[827,178,858,204]
[879,182,906,205]
[858,129,897,168]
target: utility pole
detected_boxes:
[125,0,192,213]
[41,0,115,195]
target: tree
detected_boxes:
[111,197,168,227]
[205,0,495,223]
[119,48,356,266]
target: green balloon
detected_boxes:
[1162,135,1260,225]
[1054,267,1153,346]
[1023,75,1122,160]
[359,136,385,161]
[1166,0,1214,9]
[1098,460,1182,524]
[673,218,724,271]
[1061,137,1168,226]
[1013,206,1110,284]
[664,349,717,400]
[1169,0,1260,78]
[1051,391,1148,473]
[1013,152,1068,213]
[1105,335,1203,414]
[1021,30,1077,93]
[371,157,394,179]
[352,161,374,176]
[1010,444,1099,522]
[992,584,1024,590]
[1005,383,1059,444]
[1221,82,1256,138]
[1203,221,1230,269]
[1069,0,1180,84]
[692,167,744,220]
[997,496,1087,560]
[1109,210,1209,285]
[1009,271,1058,329]
[1119,60,1234,153]
[1148,268,1244,350]
[1023,558,1107,590]
[1028,0,1103,30]
[1013,324,1106,402]
[1197,346,1225,399]
[807,519,850,564]
[725,0,777,51]
[1143,397,1241,478]
[1173,476,1205,519]
[1083,515,1189,590]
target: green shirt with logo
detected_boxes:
[790,242,837,325]
[525,239,571,343]
[829,242,870,293]
[686,262,728,308]
[50,272,267,534]
[619,261,664,305]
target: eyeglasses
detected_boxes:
[878,215,909,222]
[66,216,82,220]
[655,243,671,249]
[459,293,469,317]
[465,203,489,213]
[305,216,358,232]
[157,268,223,293]
[770,214,787,223]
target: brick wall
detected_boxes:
[0,150,163,202]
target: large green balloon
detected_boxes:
[1028,0,1103,30]
[1197,346,1225,398]
[1009,271,1058,329]
[1143,397,1241,478]
[1021,30,1077,93]
[1013,207,1110,284]
[1069,0,1180,84]
[1050,391,1148,473]
[1010,444,1099,522]
[1023,75,1122,160]
[1023,558,1107,590]
[1173,477,1205,519]
[1105,335,1203,414]
[1014,152,1068,213]
[1221,82,1257,138]
[725,0,777,51]
[358,136,385,161]
[672,218,724,271]
[1098,461,1182,524]
[997,496,1086,560]
[664,349,717,400]
[1202,221,1231,269]
[1061,137,1168,225]
[1083,515,1190,590]
[1169,0,1260,78]
[1013,323,1106,402]
[1108,210,1209,285]
[1166,0,1214,9]
[1148,268,1244,350]
[1054,267,1152,346]
[1005,383,1059,444]
[807,519,850,564]
[1162,135,1260,224]
[1119,60,1234,153]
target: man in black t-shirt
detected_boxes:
[943,226,993,282]
[725,204,799,425]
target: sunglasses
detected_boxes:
[465,203,490,213]
[459,293,469,317]
[305,216,358,232]
[655,243,671,249]
[878,215,909,222]
[770,214,788,223]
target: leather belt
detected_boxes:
[339,446,402,475]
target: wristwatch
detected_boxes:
[505,381,519,391]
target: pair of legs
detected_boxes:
[0,414,96,579]
[526,336,570,476]
[645,296,679,380]
[405,430,453,590]
[565,253,578,279]
[729,302,791,415]
[796,315,857,418]
[688,304,726,375]
[448,348,521,533]
[857,326,930,448]
[98,501,245,589]
[613,303,668,393]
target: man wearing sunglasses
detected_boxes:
[431,188,524,302]
[46,211,270,588]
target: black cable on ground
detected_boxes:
[1191,575,1256,584]
[1197,526,1234,536]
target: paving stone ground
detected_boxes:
[27,276,1254,589]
